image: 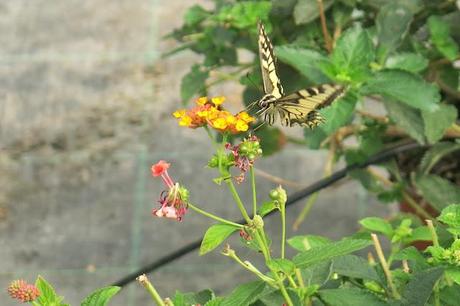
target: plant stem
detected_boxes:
[426,219,439,247]
[371,234,400,300]
[293,193,319,231]
[280,205,286,259]
[402,192,436,223]
[225,249,276,285]
[276,279,294,306]
[295,269,305,288]
[254,230,271,262]
[137,274,165,306]
[250,166,257,217]
[317,0,332,52]
[287,275,298,288]
[226,180,251,223]
[188,203,243,228]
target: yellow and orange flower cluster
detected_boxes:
[173,96,255,134]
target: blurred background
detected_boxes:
[0,1,391,304]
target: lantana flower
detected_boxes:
[225,135,263,183]
[151,160,189,221]
[7,280,40,303]
[173,96,255,134]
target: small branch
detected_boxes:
[371,234,401,300]
[254,168,305,188]
[426,219,439,247]
[402,192,436,223]
[402,260,410,273]
[356,110,390,124]
[188,203,243,228]
[137,274,166,306]
[317,0,332,52]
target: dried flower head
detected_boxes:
[7,280,40,303]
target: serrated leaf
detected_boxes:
[440,283,460,306]
[275,46,330,83]
[200,224,239,255]
[331,26,374,81]
[174,289,215,306]
[404,226,432,243]
[415,175,460,212]
[217,2,271,29]
[428,16,459,61]
[362,70,440,112]
[302,260,334,286]
[293,239,372,268]
[221,281,266,306]
[393,246,429,271]
[287,235,332,252]
[319,92,357,134]
[446,268,460,286]
[385,52,428,73]
[319,288,388,306]
[422,104,458,144]
[184,5,209,26]
[419,142,460,174]
[376,3,413,62]
[36,276,63,305]
[402,267,444,306]
[359,217,393,237]
[383,100,425,144]
[180,64,208,103]
[293,0,333,25]
[332,255,380,282]
[81,286,121,306]
[205,297,223,306]
[267,258,296,276]
[437,204,460,228]
[255,288,302,306]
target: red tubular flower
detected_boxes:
[151,160,174,188]
[151,161,189,221]
[7,280,40,303]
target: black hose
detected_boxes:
[112,141,423,287]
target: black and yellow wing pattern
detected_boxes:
[256,22,346,128]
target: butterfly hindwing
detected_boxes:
[258,22,283,99]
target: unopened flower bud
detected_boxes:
[252,215,264,229]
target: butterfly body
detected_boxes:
[256,22,346,128]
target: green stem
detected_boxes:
[287,275,298,288]
[426,220,439,247]
[250,166,257,217]
[226,180,251,223]
[371,234,400,300]
[280,207,286,259]
[188,203,243,228]
[276,279,294,306]
[137,275,165,306]
[293,193,319,231]
[254,230,271,262]
[295,268,305,288]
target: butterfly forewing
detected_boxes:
[258,22,283,98]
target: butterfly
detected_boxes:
[252,22,346,128]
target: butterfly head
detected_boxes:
[258,94,277,109]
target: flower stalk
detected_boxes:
[137,274,165,306]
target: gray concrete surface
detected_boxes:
[0,1,391,305]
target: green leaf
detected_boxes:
[404,226,432,243]
[36,276,64,305]
[275,46,330,83]
[319,92,357,134]
[440,284,460,306]
[200,224,239,255]
[293,239,372,268]
[293,0,333,25]
[174,289,215,306]
[319,288,388,306]
[180,64,208,103]
[385,52,428,73]
[267,258,296,275]
[331,26,374,82]
[287,235,332,252]
[217,2,271,29]
[255,288,302,306]
[332,255,380,282]
[402,267,444,306]
[362,70,440,112]
[258,201,276,217]
[81,286,121,306]
[446,268,460,286]
[419,142,460,175]
[221,281,266,306]
[393,246,429,270]
[383,100,425,144]
[359,217,393,237]
[428,16,459,61]
[422,104,458,144]
[438,204,460,228]
[184,5,209,26]
[205,297,224,306]
[376,2,413,62]
[302,261,334,286]
[415,175,460,211]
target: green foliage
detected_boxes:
[200,224,239,255]
[428,16,459,61]
[35,276,69,306]
[415,175,460,211]
[319,288,388,306]
[80,287,121,306]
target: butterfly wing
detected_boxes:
[275,84,346,127]
[258,22,283,99]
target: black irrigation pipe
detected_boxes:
[112,141,424,287]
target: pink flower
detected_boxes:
[151,160,174,188]
[7,280,40,303]
[151,161,189,221]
